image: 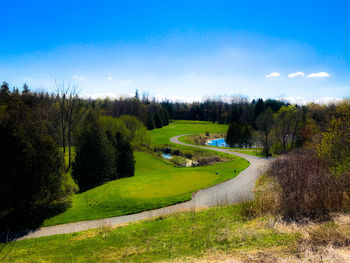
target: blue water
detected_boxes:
[207,138,229,147]
[162,153,173,159]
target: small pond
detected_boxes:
[207,138,229,147]
[162,153,173,159]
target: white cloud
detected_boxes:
[307,72,330,78]
[288,71,305,78]
[265,72,280,78]
[313,97,342,105]
[107,76,112,80]
[276,96,342,105]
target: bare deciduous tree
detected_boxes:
[56,81,87,171]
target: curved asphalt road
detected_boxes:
[17,135,270,240]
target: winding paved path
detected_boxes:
[17,135,270,240]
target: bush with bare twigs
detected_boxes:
[267,149,349,220]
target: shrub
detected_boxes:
[184,152,193,159]
[306,222,350,247]
[172,149,181,156]
[267,149,345,220]
[164,148,171,154]
[170,156,187,167]
[196,156,221,166]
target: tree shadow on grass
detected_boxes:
[0,204,69,242]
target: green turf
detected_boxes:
[43,151,249,226]
[177,133,265,157]
[2,204,299,263]
[148,120,228,145]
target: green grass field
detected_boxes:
[1,204,298,263]
[43,151,249,226]
[148,120,228,145]
[177,133,265,157]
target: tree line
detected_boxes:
[225,99,339,156]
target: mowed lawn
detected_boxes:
[148,120,228,145]
[43,151,249,226]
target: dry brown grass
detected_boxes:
[173,246,350,263]
[252,174,281,216]
[182,213,350,263]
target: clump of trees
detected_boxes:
[119,115,151,149]
[222,99,305,153]
[0,84,77,234]
[72,111,153,191]
[96,91,170,131]
[226,123,253,148]
[263,100,350,220]
[318,100,350,179]
[0,82,148,236]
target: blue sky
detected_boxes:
[1,0,350,103]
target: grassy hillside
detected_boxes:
[148,120,228,145]
[43,151,248,226]
[1,204,299,263]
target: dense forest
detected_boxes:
[0,81,347,239]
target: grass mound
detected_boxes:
[43,151,248,226]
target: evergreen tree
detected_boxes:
[154,111,163,128]
[22,83,30,94]
[147,113,155,130]
[72,113,115,191]
[161,108,170,126]
[0,81,10,96]
[226,122,242,147]
[116,132,135,178]
[254,98,265,120]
